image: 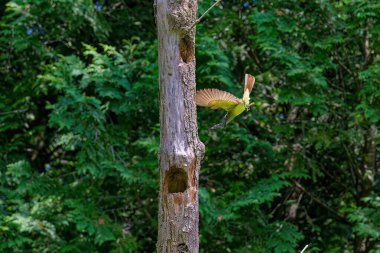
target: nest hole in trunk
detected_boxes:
[179,35,194,64]
[164,167,188,193]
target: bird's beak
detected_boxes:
[246,102,255,111]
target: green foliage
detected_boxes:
[1,0,158,251]
[199,174,302,252]
[1,0,380,252]
[348,197,380,239]
[196,0,380,252]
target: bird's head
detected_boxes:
[242,74,255,111]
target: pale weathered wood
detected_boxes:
[155,0,204,252]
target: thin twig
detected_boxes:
[291,180,349,224]
[301,151,356,196]
[0,108,28,115]
[269,188,294,217]
[300,244,309,253]
[343,143,359,187]
[188,0,222,31]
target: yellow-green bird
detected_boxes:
[195,74,255,129]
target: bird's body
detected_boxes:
[195,74,255,129]
[225,103,245,124]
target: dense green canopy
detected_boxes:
[1,0,379,252]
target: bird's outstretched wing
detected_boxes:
[195,89,241,111]
[244,74,255,95]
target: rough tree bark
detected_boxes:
[155,0,205,252]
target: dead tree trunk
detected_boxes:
[155,0,204,252]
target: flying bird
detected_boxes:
[195,74,255,129]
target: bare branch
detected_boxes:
[188,0,222,31]
[291,180,349,224]
[0,108,28,115]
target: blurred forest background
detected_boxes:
[1,0,380,252]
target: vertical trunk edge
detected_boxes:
[155,0,204,252]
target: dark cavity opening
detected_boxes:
[164,167,188,193]
[179,35,194,63]
[177,243,189,253]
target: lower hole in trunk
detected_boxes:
[164,167,188,193]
